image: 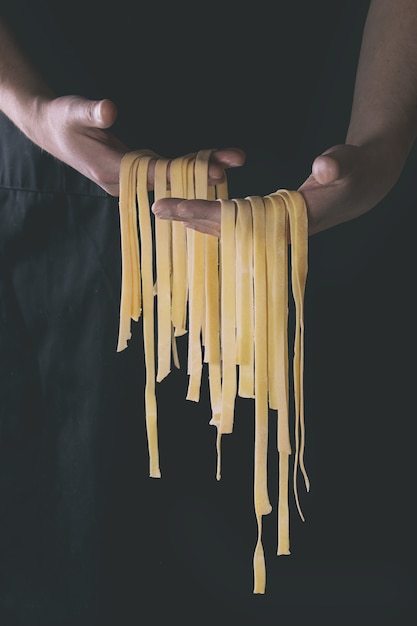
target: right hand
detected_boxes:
[30,95,128,196]
[30,95,245,197]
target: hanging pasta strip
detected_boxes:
[187,149,214,408]
[193,148,212,197]
[119,152,136,345]
[117,151,141,351]
[285,190,308,487]
[250,195,273,595]
[265,193,291,555]
[265,195,279,410]
[235,198,254,399]
[193,149,214,355]
[137,155,160,478]
[154,158,173,382]
[117,149,160,352]
[186,149,226,403]
[170,155,192,336]
[205,228,222,428]
[185,155,207,402]
[206,178,228,429]
[216,198,237,480]
[219,198,237,433]
[189,151,227,361]
[276,190,309,520]
[127,157,142,322]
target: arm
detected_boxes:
[153,0,417,236]
[0,15,244,196]
[300,0,417,235]
[345,0,417,147]
[0,15,127,195]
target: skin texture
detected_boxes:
[0,18,245,196]
[1,1,417,236]
[152,0,417,237]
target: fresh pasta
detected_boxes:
[117,149,309,595]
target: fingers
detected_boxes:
[210,147,246,168]
[149,149,243,236]
[94,99,118,128]
[311,154,341,184]
[152,197,221,221]
[152,197,222,237]
[146,147,246,189]
[311,144,359,185]
[207,147,246,183]
[69,96,118,130]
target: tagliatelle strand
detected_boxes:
[154,158,172,382]
[275,189,309,522]
[215,198,237,480]
[137,155,160,478]
[235,197,254,399]
[250,195,273,594]
[265,192,291,556]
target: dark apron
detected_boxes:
[0,113,274,624]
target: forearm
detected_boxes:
[0,15,55,139]
[346,0,417,153]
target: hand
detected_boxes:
[30,95,246,196]
[28,95,127,195]
[152,137,409,238]
[298,138,408,236]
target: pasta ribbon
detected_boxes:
[117,152,309,595]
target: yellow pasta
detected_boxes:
[117,150,309,596]
[185,220,205,402]
[265,193,291,555]
[250,195,273,593]
[154,158,172,383]
[275,190,310,519]
[170,156,192,337]
[235,198,255,399]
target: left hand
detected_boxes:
[298,139,408,235]
[152,138,408,238]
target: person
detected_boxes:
[0,1,416,624]
[2,2,416,236]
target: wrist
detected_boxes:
[346,127,414,192]
[7,93,56,152]
[0,77,55,141]
[346,114,417,160]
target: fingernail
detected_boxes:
[152,203,165,217]
[177,205,189,218]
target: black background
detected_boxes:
[1,1,416,624]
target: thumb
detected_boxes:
[90,98,118,129]
[311,144,359,185]
[72,97,118,129]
